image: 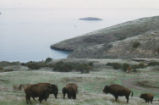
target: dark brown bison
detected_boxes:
[62,83,78,99]
[103,84,133,103]
[24,83,58,104]
[140,93,154,103]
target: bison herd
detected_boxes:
[23,83,155,104]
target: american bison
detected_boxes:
[140,93,154,103]
[62,83,78,99]
[103,84,133,103]
[24,83,58,104]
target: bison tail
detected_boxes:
[131,91,133,97]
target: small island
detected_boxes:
[79,17,103,21]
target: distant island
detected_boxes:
[79,17,102,21]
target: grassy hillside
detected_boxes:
[0,65,159,105]
[51,16,159,58]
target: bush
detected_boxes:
[107,63,122,69]
[132,63,145,70]
[45,57,52,63]
[78,64,91,74]
[107,62,147,72]
[0,67,3,72]
[53,61,92,73]
[132,42,140,48]
[22,61,47,69]
[148,61,159,66]
[155,48,159,54]
[122,63,130,71]
[53,61,73,72]
[0,61,20,67]
[137,63,145,68]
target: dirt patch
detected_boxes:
[136,80,159,89]
[60,77,83,83]
[0,86,8,91]
[60,76,107,83]
[122,78,159,93]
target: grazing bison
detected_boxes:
[62,83,78,99]
[140,93,154,103]
[24,83,58,104]
[103,84,133,103]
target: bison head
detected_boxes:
[62,87,67,94]
[140,94,144,98]
[62,87,67,99]
[49,84,58,98]
[103,85,110,94]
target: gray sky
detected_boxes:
[1,0,159,9]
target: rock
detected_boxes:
[79,17,102,21]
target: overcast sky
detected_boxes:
[1,0,159,9]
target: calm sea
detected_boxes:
[0,8,159,62]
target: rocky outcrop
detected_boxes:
[79,17,102,21]
[51,16,159,58]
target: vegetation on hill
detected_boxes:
[51,16,159,59]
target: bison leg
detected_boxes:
[145,99,148,103]
[114,95,118,102]
[54,93,57,99]
[125,95,129,103]
[32,97,37,102]
[151,98,153,103]
[26,95,31,104]
[68,94,71,99]
[73,93,76,99]
[63,93,66,99]
[148,100,150,103]
[44,95,49,101]
[39,96,44,103]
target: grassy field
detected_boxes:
[0,66,159,105]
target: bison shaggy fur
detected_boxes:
[24,83,58,104]
[103,84,133,103]
[62,83,78,99]
[140,93,154,103]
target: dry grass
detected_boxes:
[0,67,159,105]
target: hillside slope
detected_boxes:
[51,16,159,58]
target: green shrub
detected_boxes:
[122,63,130,71]
[53,61,92,73]
[0,61,20,67]
[22,61,47,69]
[155,48,159,54]
[0,66,3,72]
[137,63,145,68]
[0,67,13,72]
[45,57,52,63]
[132,63,145,70]
[88,62,94,66]
[132,42,140,48]
[107,63,122,69]
[148,61,159,66]
[79,64,91,74]
[107,62,147,72]
[53,61,73,72]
